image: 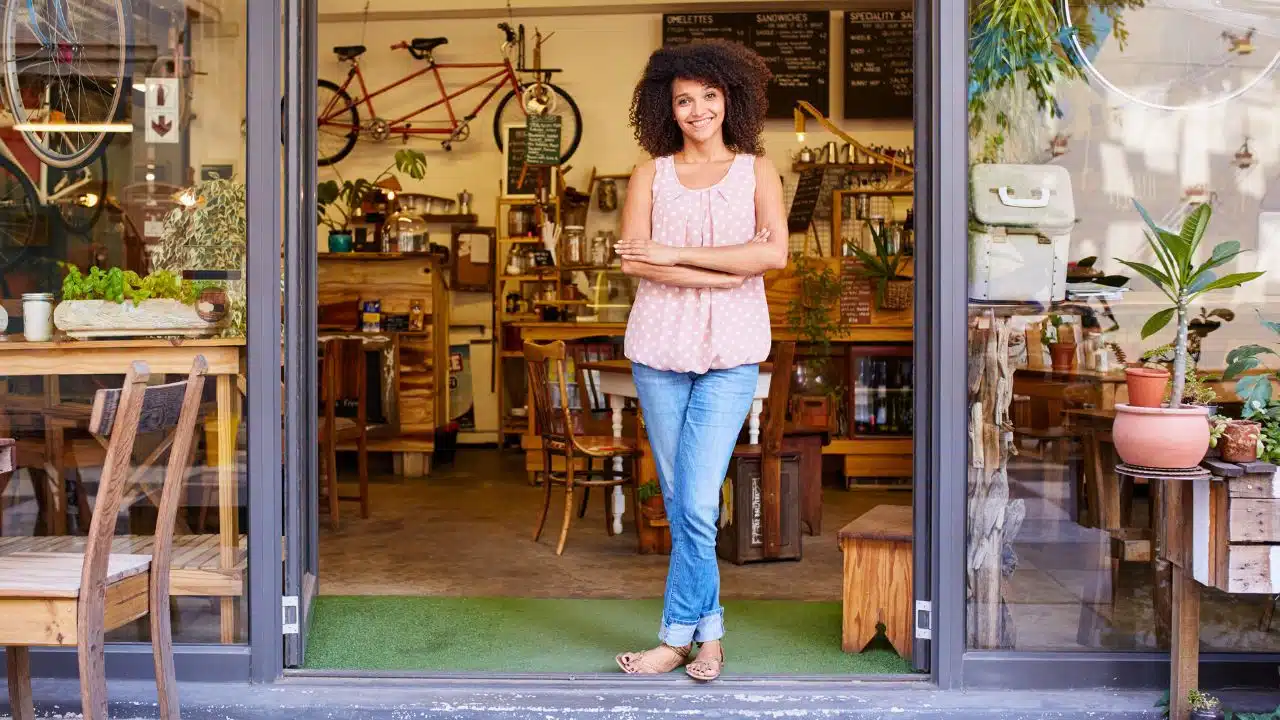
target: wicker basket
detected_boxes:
[880,279,912,310]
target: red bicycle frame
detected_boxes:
[320,49,524,136]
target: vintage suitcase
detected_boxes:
[969,163,1076,303]
[716,451,802,564]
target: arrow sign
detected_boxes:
[145,109,178,143]
[156,84,166,107]
[151,115,172,136]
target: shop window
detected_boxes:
[0,2,249,644]
[966,4,1280,651]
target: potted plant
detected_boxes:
[846,221,910,311]
[53,265,221,338]
[152,178,247,336]
[318,149,427,252]
[1210,414,1261,464]
[1187,689,1224,720]
[1137,344,1219,412]
[1224,314,1280,464]
[1110,201,1264,470]
[1042,314,1077,372]
[783,253,847,430]
[635,479,672,555]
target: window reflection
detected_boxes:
[967,2,1280,651]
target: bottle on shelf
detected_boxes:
[874,359,888,432]
[854,360,870,435]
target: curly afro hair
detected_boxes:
[629,39,771,158]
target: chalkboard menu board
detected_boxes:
[840,257,875,325]
[662,12,829,119]
[524,114,561,167]
[502,124,553,197]
[844,10,913,119]
[787,170,824,233]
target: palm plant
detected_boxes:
[1120,200,1263,407]
[846,221,909,308]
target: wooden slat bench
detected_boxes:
[0,534,247,597]
[838,504,913,659]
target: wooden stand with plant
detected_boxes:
[634,414,671,555]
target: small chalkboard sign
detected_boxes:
[840,256,875,325]
[844,10,914,120]
[787,170,824,234]
[501,123,553,198]
[524,114,562,167]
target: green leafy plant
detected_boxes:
[1141,344,1219,407]
[152,178,248,336]
[846,221,909,308]
[1223,314,1280,416]
[318,149,427,232]
[637,481,662,503]
[1042,313,1067,344]
[59,264,203,305]
[968,0,1145,157]
[1208,414,1230,447]
[785,253,843,348]
[1121,201,1264,407]
[1189,690,1221,712]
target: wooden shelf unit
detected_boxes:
[494,191,562,440]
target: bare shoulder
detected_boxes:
[631,158,658,183]
[751,154,782,189]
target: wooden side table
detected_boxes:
[839,504,914,659]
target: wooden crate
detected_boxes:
[1191,460,1280,594]
[839,504,913,658]
[716,453,802,564]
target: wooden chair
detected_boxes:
[734,342,796,559]
[319,338,369,531]
[1,357,207,720]
[524,340,637,556]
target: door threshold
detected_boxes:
[282,667,928,685]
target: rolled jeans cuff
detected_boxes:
[658,610,724,646]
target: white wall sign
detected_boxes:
[144,77,179,144]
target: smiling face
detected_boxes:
[670,77,726,146]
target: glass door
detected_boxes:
[283,0,319,668]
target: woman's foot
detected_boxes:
[685,640,724,681]
[615,643,691,674]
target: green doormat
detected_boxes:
[304,596,913,675]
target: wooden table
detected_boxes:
[578,360,773,535]
[0,336,245,642]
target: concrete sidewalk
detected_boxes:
[1,676,1185,719]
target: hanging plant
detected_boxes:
[968,0,1145,159]
[153,178,247,336]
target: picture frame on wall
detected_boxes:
[452,226,495,293]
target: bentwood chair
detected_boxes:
[524,340,638,555]
[0,357,207,720]
[319,338,370,531]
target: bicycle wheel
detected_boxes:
[318,78,359,166]
[492,81,583,165]
[3,0,131,170]
[0,153,39,272]
[50,142,107,235]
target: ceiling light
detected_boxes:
[14,122,133,133]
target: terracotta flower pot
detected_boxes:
[1049,342,1076,372]
[1112,403,1210,470]
[1220,420,1261,463]
[1125,366,1170,408]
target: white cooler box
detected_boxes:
[969,163,1076,303]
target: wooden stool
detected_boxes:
[839,504,913,658]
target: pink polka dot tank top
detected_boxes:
[624,154,772,374]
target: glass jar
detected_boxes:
[22,292,53,342]
[563,225,585,266]
[382,209,428,253]
[590,234,610,267]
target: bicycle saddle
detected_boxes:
[410,37,447,53]
[333,45,366,61]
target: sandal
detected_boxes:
[685,643,724,681]
[615,643,691,674]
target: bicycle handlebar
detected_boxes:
[498,22,516,43]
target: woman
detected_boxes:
[612,40,789,681]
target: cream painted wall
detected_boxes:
[316,9,912,435]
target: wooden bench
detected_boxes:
[838,504,913,659]
[0,534,247,597]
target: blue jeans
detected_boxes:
[631,362,759,646]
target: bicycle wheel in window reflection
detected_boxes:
[0,153,37,272]
[3,0,131,170]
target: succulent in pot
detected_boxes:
[1042,314,1077,372]
[1110,201,1264,470]
[1186,689,1224,720]
[846,220,910,311]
